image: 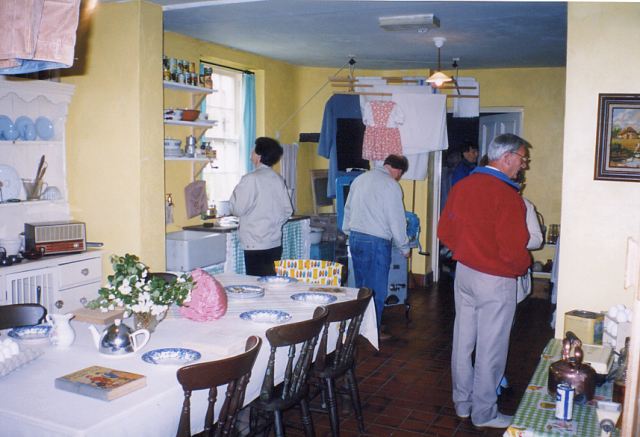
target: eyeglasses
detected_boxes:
[510,151,530,164]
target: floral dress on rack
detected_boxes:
[362,100,404,161]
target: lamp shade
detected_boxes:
[426,71,452,87]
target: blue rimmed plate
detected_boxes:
[35,116,54,140]
[142,348,201,365]
[239,309,292,324]
[8,324,51,342]
[225,284,265,299]
[290,292,337,304]
[257,275,298,287]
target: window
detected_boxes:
[201,64,246,202]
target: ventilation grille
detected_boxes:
[35,223,85,243]
[5,269,56,312]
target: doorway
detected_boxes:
[431,109,523,281]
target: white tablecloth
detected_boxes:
[0,274,377,437]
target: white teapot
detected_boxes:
[46,313,76,348]
[88,319,149,356]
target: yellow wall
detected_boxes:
[62,1,165,272]
[555,3,640,336]
[163,32,299,233]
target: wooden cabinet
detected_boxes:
[0,250,103,314]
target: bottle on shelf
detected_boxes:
[612,336,629,427]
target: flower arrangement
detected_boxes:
[94,254,194,317]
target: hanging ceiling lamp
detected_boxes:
[427,37,453,88]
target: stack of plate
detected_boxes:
[164,138,183,157]
[224,284,265,299]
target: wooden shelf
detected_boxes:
[164,156,210,162]
[163,81,215,94]
[0,140,63,146]
[164,119,217,128]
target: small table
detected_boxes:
[505,339,620,437]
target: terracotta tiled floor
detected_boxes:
[288,274,555,436]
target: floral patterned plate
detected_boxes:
[239,309,291,324]
[290,292,337,304]
[257,276,298,287]
[8,325,51,342]
[142,348,201,365]
[224,284,265,299]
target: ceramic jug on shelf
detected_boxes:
[46,313,76,348]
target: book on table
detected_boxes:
[55,365,146,401]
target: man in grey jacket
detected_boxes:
[343,154,410,334]
[230,137,293,276]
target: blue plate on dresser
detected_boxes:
[14,116,36,141]
[35,116,54,140]
[142,348,201,365]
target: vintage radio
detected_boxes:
[25,221,86,255]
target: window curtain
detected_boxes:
[243,73,256,172]
[281,143,299,211]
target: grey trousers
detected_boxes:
[451,262,517,424]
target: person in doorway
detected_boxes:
[230,137,293,276]
[451,141,479,186]
[437,133,531,429]
[342,154,410,340]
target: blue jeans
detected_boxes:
[349,231,391,328]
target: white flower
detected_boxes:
[177,277,186,283]
[118,283,132,295]
[109,294,115,299]
[108,304,115,311]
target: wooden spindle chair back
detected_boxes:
[176,336,262,437]
[312,288,373,436]
[251,306,329,437]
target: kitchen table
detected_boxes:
[504,339,619,437]
[0,273,377,437]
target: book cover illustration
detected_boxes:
[55,365,146,401]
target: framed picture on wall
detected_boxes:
[594,93,640,182]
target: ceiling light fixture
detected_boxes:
[378,14,440,32]
[427,37,453,88]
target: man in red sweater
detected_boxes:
[437,133,531,429]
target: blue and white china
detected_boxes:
[142,348,201,365]
[0,115,12,140]
[15,116,36,140]
[8,324,52,342]
[290,292,337,304]
[0,115,19,141]
[239,309,292,324]
[35,116,54,140]
[257,275,298,287]
[0,164,23,201]
[224,284,264,299]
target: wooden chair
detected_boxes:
[274,260,343,286]
[249,306,329,437]
[176,336,262,437]
[311,288,373,436]
[0,303,47,330]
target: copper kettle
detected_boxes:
[547,331,596,401]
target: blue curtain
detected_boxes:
[243,73,256,173]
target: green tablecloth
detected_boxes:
[504,339,619,437]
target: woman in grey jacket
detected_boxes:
[230,137,293,276]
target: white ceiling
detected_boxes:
[155,0,567,71]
